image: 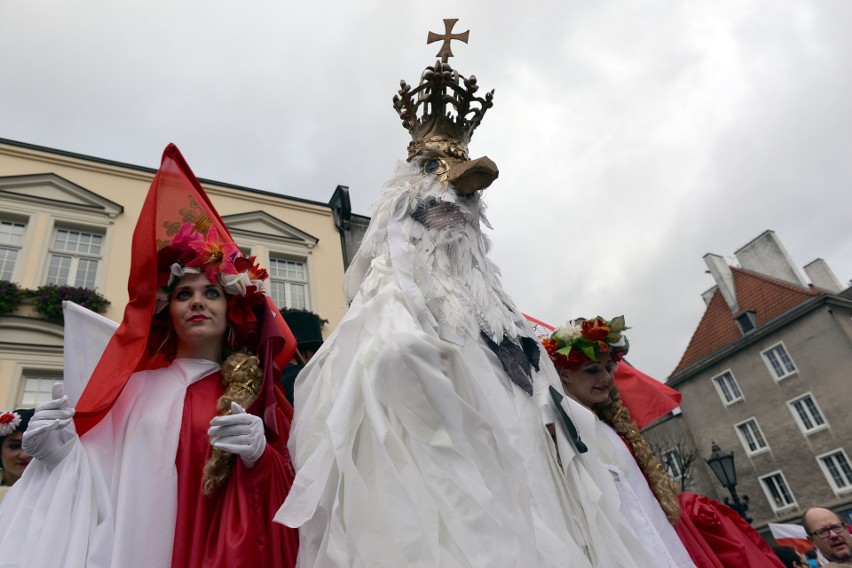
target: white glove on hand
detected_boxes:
[22,383,77,465]
[208,402,266,468]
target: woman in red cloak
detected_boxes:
[0,145,299,568]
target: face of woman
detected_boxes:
[1,431,31,484]
[559,352,615,408]
[168,272,228,360]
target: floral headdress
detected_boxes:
[542,316,629,372]
[0,412,21,437]
[0,408,34,438]
[150,222,271,358]
[155,222,269,312]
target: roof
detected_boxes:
[670,267,820,376]
[0,137,346,212]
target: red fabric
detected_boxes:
[172,373,298,568]
[75,144,296,436]
[775,537,815,556]
[614,361,682,429]
[775,538,814,554]
[675,492,785,568]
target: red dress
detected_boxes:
[171,373,299,568]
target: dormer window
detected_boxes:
[735,310,757,335]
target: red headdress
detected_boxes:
[542,316,630,372]
[74,144,296,437]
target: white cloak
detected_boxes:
[600,421,696,567]
[276,161,657,567]
[0,359,219,568]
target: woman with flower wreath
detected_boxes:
[0,145,299,568]
[543,316,695,568]
[0,408,34,504]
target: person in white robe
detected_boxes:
[276,22,657,567]
[543,316,696,568]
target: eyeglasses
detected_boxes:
[811,523,847,539]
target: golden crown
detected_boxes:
[393,19,494,162]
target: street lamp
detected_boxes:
[706,441,752,523]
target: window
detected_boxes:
[712,370,744,405]
[45,227,104,289]
[760,471,797,512]
[788,393,827,435]
[762,342,797,380]
[19,372,64,407]
[662,448,685,480]
[0,219,26,281]
[268,256,308,310]
[818,450,852,494]
[735,418,769,455]
[735,310,757,334]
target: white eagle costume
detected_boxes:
[276,20,654,568]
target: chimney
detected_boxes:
[734,230,807,288]
[703,254,738,311]
[701,286,718,307]
[803,258,843,293]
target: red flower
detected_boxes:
[565,349,588,370]
[0,412,14,425]
[170,223,203,248]
[542,337,558,356]
[186,225,240,283]
[542,337,591,372]
[581,317,610,342]
[235,256,269,282]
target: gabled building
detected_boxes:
[0,138,369,409]
[662,230,852,533]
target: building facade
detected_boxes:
[0,138,368,409]
[659,230,852,535]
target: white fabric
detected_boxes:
[276,161,655,567]
[0,359,219,568]
[62,301,118,406]
[600,422,696,568]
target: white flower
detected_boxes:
[167,263,201,289]
[554,322,582,343]
[219,271,251,297]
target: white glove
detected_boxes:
[22,383,77,466]
[208,402,266,468]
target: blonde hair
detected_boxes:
[596,385,681,524]
[201,350,263,496]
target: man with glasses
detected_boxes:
[803,507,852,566]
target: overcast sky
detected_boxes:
[2,1,850,380]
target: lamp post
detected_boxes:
[706,441,752,523]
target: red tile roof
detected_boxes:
[670,268,820,376]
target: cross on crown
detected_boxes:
[393,19,494,161]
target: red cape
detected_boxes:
[172,373,298,568]
[675,492,784,568]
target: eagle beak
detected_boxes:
[447,156,499,195]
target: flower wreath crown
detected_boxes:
[149,222,272,357]
[155,223,269,313]
[542,316,630,372]
[0,411,22,437]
